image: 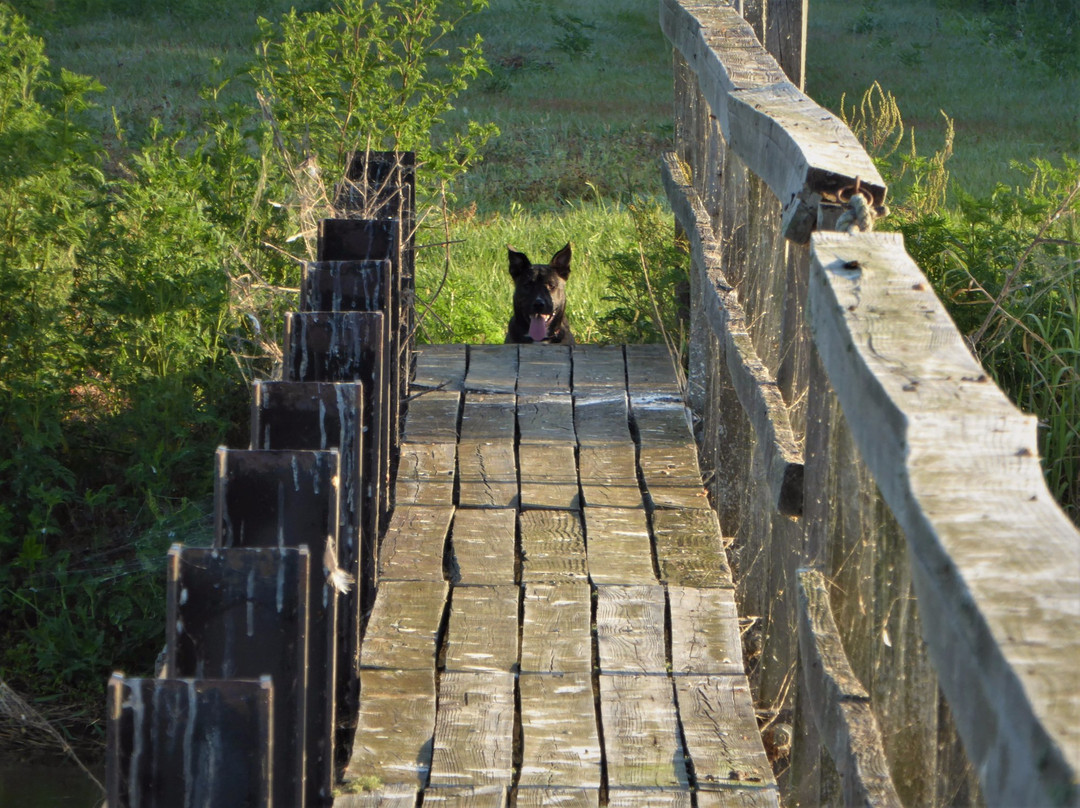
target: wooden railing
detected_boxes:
[105,152,415,808]
[659,1,1080,806]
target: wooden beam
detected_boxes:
[808,231,1080,806]
[796,569,903,807]
[661,152,803,516]
[660,0,884,242]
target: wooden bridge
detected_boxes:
[102,1,1080,807]
[336,342,777,807]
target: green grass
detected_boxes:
[805,0,1078,197]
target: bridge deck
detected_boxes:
[337,344,779,808]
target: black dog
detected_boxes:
[505,243,574,344]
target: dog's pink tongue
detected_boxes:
[529,315,549,342]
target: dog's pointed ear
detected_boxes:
[508,246,531,280]
[550,243,572,280]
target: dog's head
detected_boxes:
[508,243,571,342]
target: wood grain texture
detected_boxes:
[429,672,516,788]
[411,344,465,392]
[595,585,667,675]
[631,402,695,449]
[344,669,436,786]
[458,440,518,508]
[521,582,593,674]
[517,344,572,395]
[809,232,1080,805]
[695,787,781,808]
[651,508,733,588]
[796,569,902,808]
[460,394,516,442]
[465,345,518,394]
[578,444,643,509]
[450,507,516,585]
[443,585,520,673]
[402,390,461,443]
[599,675,689,789]
[625,344,683,400]
[573,394,632,445]
[661,153,803,516]
[570,345,626,394]
[422,787,506,807]
[639,444,711,510]
[607,791,691,808]
[584,508,657,585]
[394,442,456,507]
[335,783,418,807]
[669,586,744,675]
[519,673,602,788]
[674,676,774,791]
[520,510,588,582]
[514,788,598,808]
[360,580,448,670]
[378,505,454,582]
[518,395,577,444]
[519,444,580,510]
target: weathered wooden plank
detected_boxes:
[412,344,466,392]
[458,441,518,508]
[518,395,577,444]
[795,568,903,807]
[334,783,418,807]
[106,675,273,808]
[343,668,436,786]
[166,546,309,808]
[521,582,593,675]
[570,345,625,394]
[519,673,602,789]
[394,442,456,507]
[443,585,520,673]
[519,444,580,510]
[675,676,775,791]
[422,786,507,807]
[377,505,454,583]
[573,394,632,445]
[465,345,518,394]
[517,343,572,394]
[640,445,711,510]
[809,232,1080,805]
[301,259,389,313]
[584,508,656,585]
[660,0,884,241]
[668,586,744,676]
[402,390,461,443]
[607,792,691,808]
[429,672,516,788]
[661,153,804,516]
[595,585,667,675]
[450,507,516,585]
[625,344,683,400]
[599,675,689,789]
[520,510,588,582]
[630,401,695,448]
[514,788,598,808]
[695,787,781,807]
[578,444,642,508]
[360,580,448,670]
[460,393,516,442]
[652,508,733,587]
